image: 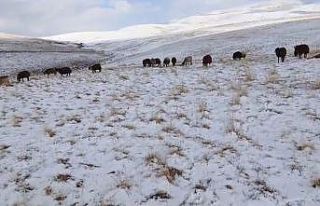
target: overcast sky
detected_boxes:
[0,0,318,37]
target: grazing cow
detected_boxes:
[202,55,213,67]
[182,56,192,66]
[0,76,10,86]
[172,57,177,66]
[89,64,102,73]
[17,71,30,82]
[275,47,287,63]
[233,51,246,60]
[151,58,162,67]
[44,68,57,76]
[143,59,152,67]
[163,58,170,67]
[294,44,309,58]
[56,67,72,76]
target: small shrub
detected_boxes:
[45,127,56,137]
[54,174,73,182]
[116,179,132,190]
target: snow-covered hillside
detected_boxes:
[1,1,320,206]
[44,0,320,43]
[0,36,104,75]
[96,18,320,66]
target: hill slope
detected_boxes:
[1,1,320,205]
[0,36,104,75]
[44,0,320,43]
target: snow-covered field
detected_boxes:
[1,1,320,205]
[0,36,104,75]
[1,49,320,205]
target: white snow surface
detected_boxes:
[1,1,320,205]
[0,37,104,75]
[44,0,320,43]
[1,16,320,205]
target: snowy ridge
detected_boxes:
[44,0,320,43]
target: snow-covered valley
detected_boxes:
[1,0,320,205]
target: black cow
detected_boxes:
[89,64,102,73]
[151,58,161,67]
[163,57,170,67]
[294,44,309,58]
[44,68,57,76]
[275,47,287,63]
[143,59,152,67]
[56,67,72,76]
[233,51,246,60]
[172,57,177,66]
[202,55,213,67]
[17,71,30,82]
[311,54,320,59]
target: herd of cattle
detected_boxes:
[143,44,317,68]
[14,64,102,82]
[0,44,319,86]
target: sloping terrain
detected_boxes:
[0,36,104,76]
[45,0,320,43]
[1,17,320,205]
[97,18,320,65]
[1,0,320,205]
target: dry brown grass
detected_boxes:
[120,91,140,101]
[167,144,184,157]
[44,186,53,196]
[44,127,56,138]
[312,178,320,188]
[118,74,129,80]
[145,152,183,184]
[116,179,132,190]
[266,69,280,84]
[159,166,183,184]
[225,118,236,134]
[244,68,256,82]
[110,108,127,117]
[145,153,166,166]
[54,174,73,182]
[149,114,166,124]
[230,92,241,106]
[12,115,23,127]
[171,84,189,96]
[216,146,238,157]
[147,191,171,200]
[162,124,184,136]
[281,87,294,98]
[308,80,320,90]
[296,143,315,151]
[122,124,136,130]
[0,76,11,86]
[198,101,209,113]
[66,115,82,124]
[198,77,219,92]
